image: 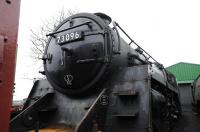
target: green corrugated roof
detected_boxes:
[166,62,200,84]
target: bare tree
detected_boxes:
[30,9,77,61]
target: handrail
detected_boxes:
[112,21,121,52]
[114,21,163,68]
[46,21,92,37]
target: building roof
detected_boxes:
[166,62,200,84]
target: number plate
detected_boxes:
[56,31,83,45]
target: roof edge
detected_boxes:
[178,80,193,84]
[166,62,200,69]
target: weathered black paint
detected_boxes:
[10,13,181,132]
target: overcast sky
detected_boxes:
[14,0,200,100]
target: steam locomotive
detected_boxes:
[10,13,181,132]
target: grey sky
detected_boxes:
[14,0,200,100]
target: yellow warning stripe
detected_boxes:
[30,128,74,132]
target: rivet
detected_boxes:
[27,115,33,121]
[4,36,8,42]
[5,0,11,4]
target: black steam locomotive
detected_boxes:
[10,13,181,132]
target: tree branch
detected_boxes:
[30,9,78,62]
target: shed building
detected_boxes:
[166,62,200,105]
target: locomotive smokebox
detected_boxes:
[44,13,114,94]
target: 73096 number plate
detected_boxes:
[56,31,83,45]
